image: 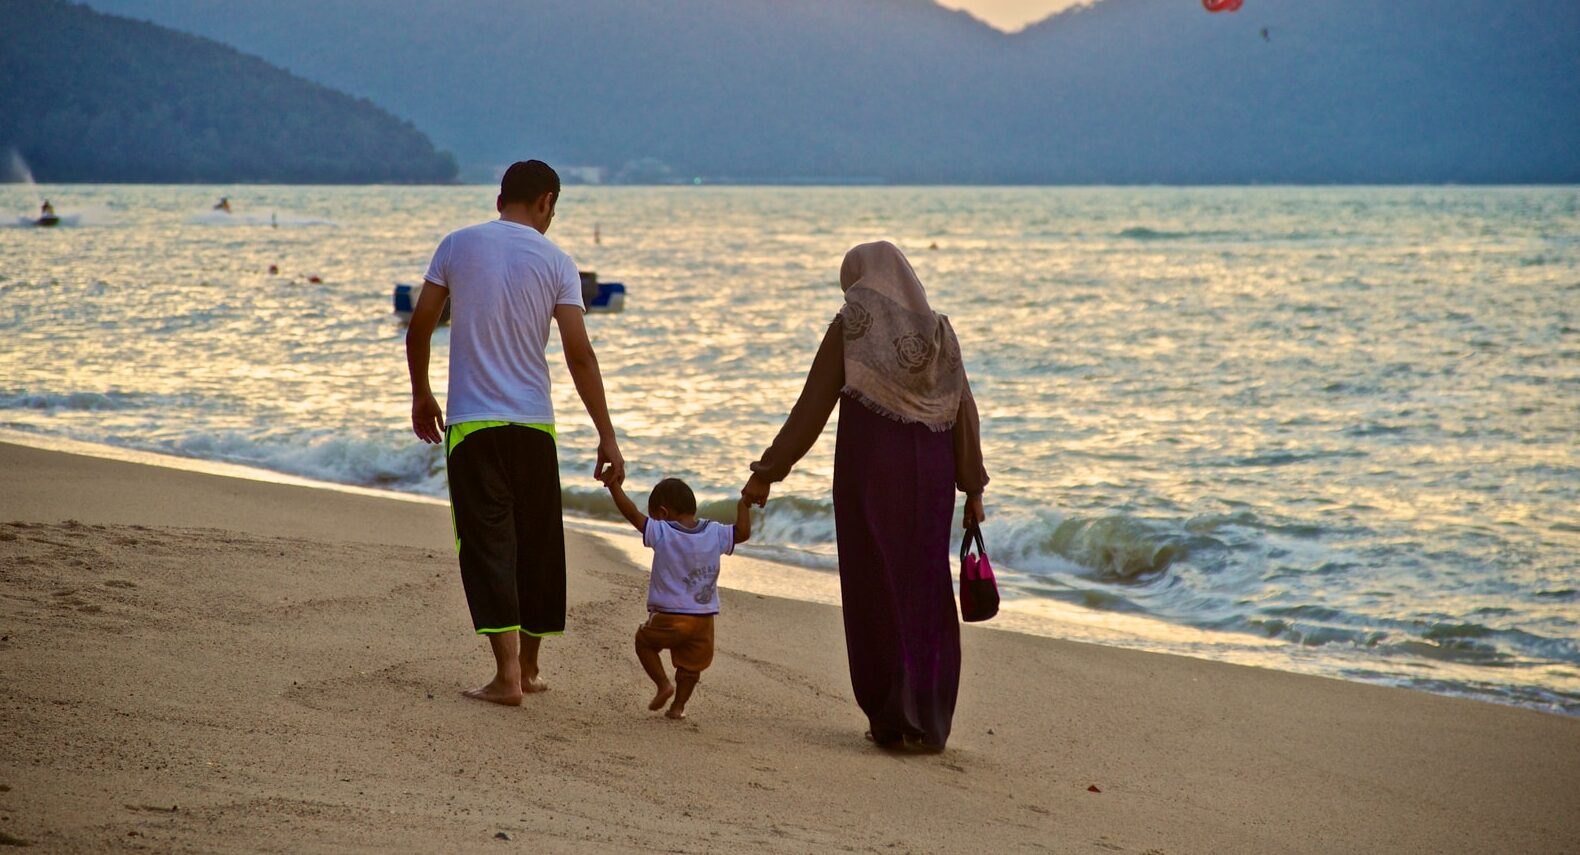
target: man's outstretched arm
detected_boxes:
[553,303,624,485]
[405,281,450,444]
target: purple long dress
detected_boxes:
[751,320,988,750]
[833,393,961,747]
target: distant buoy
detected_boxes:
[1202,0,1243,11]
[307,275,323,284]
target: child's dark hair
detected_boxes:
[648,478,697,517]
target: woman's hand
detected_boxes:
[741,473,772,508]
[963,494,986,528]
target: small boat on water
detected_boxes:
[392,282,451,325]
[16,213,76,228]
[33,200,61,227]
[579,271,627,313]
[393,272,626,323]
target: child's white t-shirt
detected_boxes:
[642,519,734,615]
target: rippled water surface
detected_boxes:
[3,184,1577,713]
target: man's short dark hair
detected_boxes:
[648,478,697,517]
[500,160,560,207]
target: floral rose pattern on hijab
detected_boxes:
[893,332,937,373]
[841,301,874,339]
[835,241,965,431]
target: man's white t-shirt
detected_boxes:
[642,519,735,615]
[423,219,584,426]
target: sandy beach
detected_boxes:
[2,439,1577,853]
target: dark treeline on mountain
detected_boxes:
[0,0,457,183]
[55,0,1580,183]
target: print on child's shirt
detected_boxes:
[685,564,718,605]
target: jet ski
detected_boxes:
[393,282,451,325]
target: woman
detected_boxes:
[742,241,989,751]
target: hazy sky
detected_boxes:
[937,0,1088,32]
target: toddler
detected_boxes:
[607,477,751,719]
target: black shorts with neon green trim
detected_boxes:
[446,423,565,636]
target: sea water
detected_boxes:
[2,184,1577,714]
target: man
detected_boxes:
[407,160,624,706]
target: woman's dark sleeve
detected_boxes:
[749,320,845,484]
[952,374,990,497]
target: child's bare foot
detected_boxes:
[523,675,549,694]
[665,705,686,720]
[648,683,675,711]
[462,678,523,706]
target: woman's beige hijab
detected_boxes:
[836,241,965,431]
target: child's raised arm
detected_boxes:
[732,496,752,545]
[607,481,647,534]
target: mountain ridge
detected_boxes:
[0,0,458,183]
[56,0,1580,183]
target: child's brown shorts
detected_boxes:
[635,612,715,674]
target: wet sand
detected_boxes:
[1,440,1577,853]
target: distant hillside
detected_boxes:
[64,0,1580,183]
[0,0,457,183]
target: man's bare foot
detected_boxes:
[462,678,522,706]
[648,683,675,711]
[523,675,549,694]
[665,706,686,720]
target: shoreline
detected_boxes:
[12,182,1580,189]
[2,439,1579,851]
[3,428,1574,720]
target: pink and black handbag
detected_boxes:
[959,521,999,622]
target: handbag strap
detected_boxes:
[959,520,988,564]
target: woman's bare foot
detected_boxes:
[462,677,523,706]
[648,683,675,711]
[865,730,904,750]
[664,706,686,720]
